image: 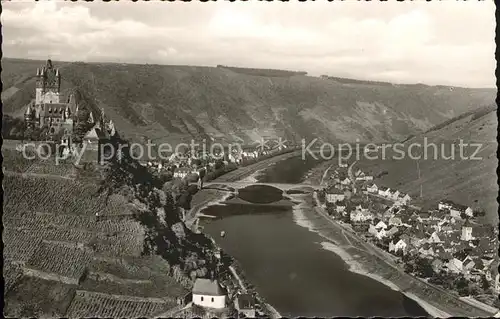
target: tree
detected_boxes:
[480,274,491,291]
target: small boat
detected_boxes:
[220,231,226,237]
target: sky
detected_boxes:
[2,0,496,88]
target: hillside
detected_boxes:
[1,140,221,317]
[2,58,495,146]
[356,105,498,223]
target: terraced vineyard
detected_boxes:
[2,148,34,173]
[25,242,93,281]
[4,276,77,317]
[3,229,43,264]
[4,262,24,294]
[3,158,187,317]
[3,174,132,217]
[25,161,77,177]
[66,291,177,318]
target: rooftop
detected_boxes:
[192,278,225,296]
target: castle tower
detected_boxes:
[36,59,61,105]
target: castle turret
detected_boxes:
[64,105,71,119]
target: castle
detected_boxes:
[24,59,80,138]
[24,59,116,161]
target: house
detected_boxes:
[350,209,373,223]
[192,278,226,309]
[235,293,255,318]
[374,220,388,230]
[340,177,351,186]
[385,226,399,238]
[462,256,476,277]
[418,243,435,258]
[389,235,410,255]
[398,193,411,204]
[366,183,378,194]
[438,200,454,211]
[461,223,473,241]
[439,200,473,218]
[427,231,442,244]
[388,216,403,227]
[446,258,464,274]
[325,188,345,203]
[335,200,347,213]
[417,211,431,223]
[378,186,391,197]
[389,190,400,201]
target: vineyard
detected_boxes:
[79,276,182,299]
[4,276,77,317]
[25,161,77,177]
[90,255,171,281]
[4,174,133,217]
[4,262,23,294]
[25,242,93,281]
[4,213,145,257]
[66,290,177,318]
[2,149,34,173]
[3,229,43,263]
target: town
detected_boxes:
[317,163,499,310]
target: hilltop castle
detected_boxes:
[24,59,79,137]
[24,59,116,161]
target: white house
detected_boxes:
[461,224,473,241]
[388,216,403,227]
[374,220,388,230]
[350,210,373,223]
[427,231,442,244]
[356,175,373,181]
[439,200,473,218]
[340,177,351,186]
[366,183,378,194]
[446,258,464,274]
[389,237,409,255]
[325,188,345,204]
[192,278,226,309]
[389,190,400,201]
[438,200,454,211]
[378,186,391,198]
[398,193,411,204]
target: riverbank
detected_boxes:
[188,154,295,318]
[297,165,493,317]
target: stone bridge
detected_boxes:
[202,181,321,193]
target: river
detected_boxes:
[200,155,429,317]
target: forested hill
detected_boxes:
[2,58,495,145]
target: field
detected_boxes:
[66,291,176,318]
